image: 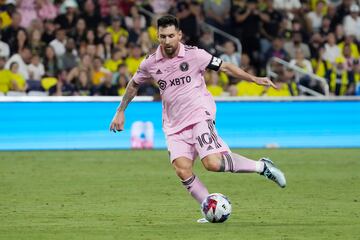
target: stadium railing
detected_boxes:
[266,57,330,96]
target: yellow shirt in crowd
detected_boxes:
[125,56,145,76]
[104,59,123,73]
[10,72,26,91]
[236,81,265,96]
[106,27,129,44]
[0,69,12,93]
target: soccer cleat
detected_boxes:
[197,218,209,223]
[260,158,286,188]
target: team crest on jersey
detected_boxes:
[157,79,167,90]
[180,62,189,72]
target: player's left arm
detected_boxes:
[219,61,277,88]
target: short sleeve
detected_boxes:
[132,58,152,85]
[196,48,223,72]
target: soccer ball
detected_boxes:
[201,193,232,223]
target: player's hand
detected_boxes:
[109,111,125,133]
[254,77,277,89]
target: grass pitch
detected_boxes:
[0,149,359,240]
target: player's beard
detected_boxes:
[164,44,176,57]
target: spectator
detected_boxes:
[95,72,117,96]
[92,56,110,87]
[259,0,284,57]
[332,0,353,28]
[85,29,96,45]
[17,0,37,28]
[306,0,326,33]
[113,63,130,96]
[338,34,360,59]
[289,48,313,73]
[67,54,93,86]
[343,4,360,41]
[198,27,217,56]
[59,38,78,72]
[103,3,124,26]
[128,15,145,44]
[29,29,46,56]
[104,48,123,73]
[150,0,174,15]
[289,48,314,90]
[36,0,57,21]
[308,32,323,59]
[176,1,198,46]
[50,28,67,57]
[328,56,353,95]
[9,62,26,92]
[97,33,114,60]
[125,5,146,30]
[43,46,59,77]
[125,44,145,76]
[96,22,107,41]
[342,44,356,71]
[349,59,360,95]
[220,41,241,67]
[5,47,31,79]
[0,57,12,94]
[233,66,265,96]
[10,28,29,55]
[323,32,342,64]
[80,0,101,30]
[204,0,231,32]
[334,23,346,43]
[41,20,56,44]
[312,46,332,79]
[1,12,25,45]
[266,68,298,96]
[233,0,267,66]
[0,36,10,59]
[273,0,301,20]
[138,31,153,55]
[284,31,311,59]
[263,37,290,65]
[106,16,129,45]
[319,16,333,37]
[70,18,87,47]
[205,71,224,96]
[27,54,45,81]
[55,0,78,31]
[74,70,92,96]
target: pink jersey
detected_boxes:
[132,43,223,135]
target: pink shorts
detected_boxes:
[166,119,230,162]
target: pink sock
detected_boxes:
[222,152,264,173]
[181,175,209,204]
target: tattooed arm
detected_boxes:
[109,80,140,132]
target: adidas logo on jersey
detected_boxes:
[156,69,162,74]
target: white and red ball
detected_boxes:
[201,193,232,223]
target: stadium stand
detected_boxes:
[0,0,359,97]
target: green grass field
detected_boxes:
[0,149,360,240]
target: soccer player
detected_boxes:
[110,15,286,222]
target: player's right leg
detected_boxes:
[172,157,209,204]
[166,126,209,204]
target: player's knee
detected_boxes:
[174,166,192,180]
[172,158,193,180]
[202,155,222,172]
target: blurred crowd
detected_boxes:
[0,0,359,97]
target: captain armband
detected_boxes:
[206,56,223,71]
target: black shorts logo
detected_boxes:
[180,62,189,72]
